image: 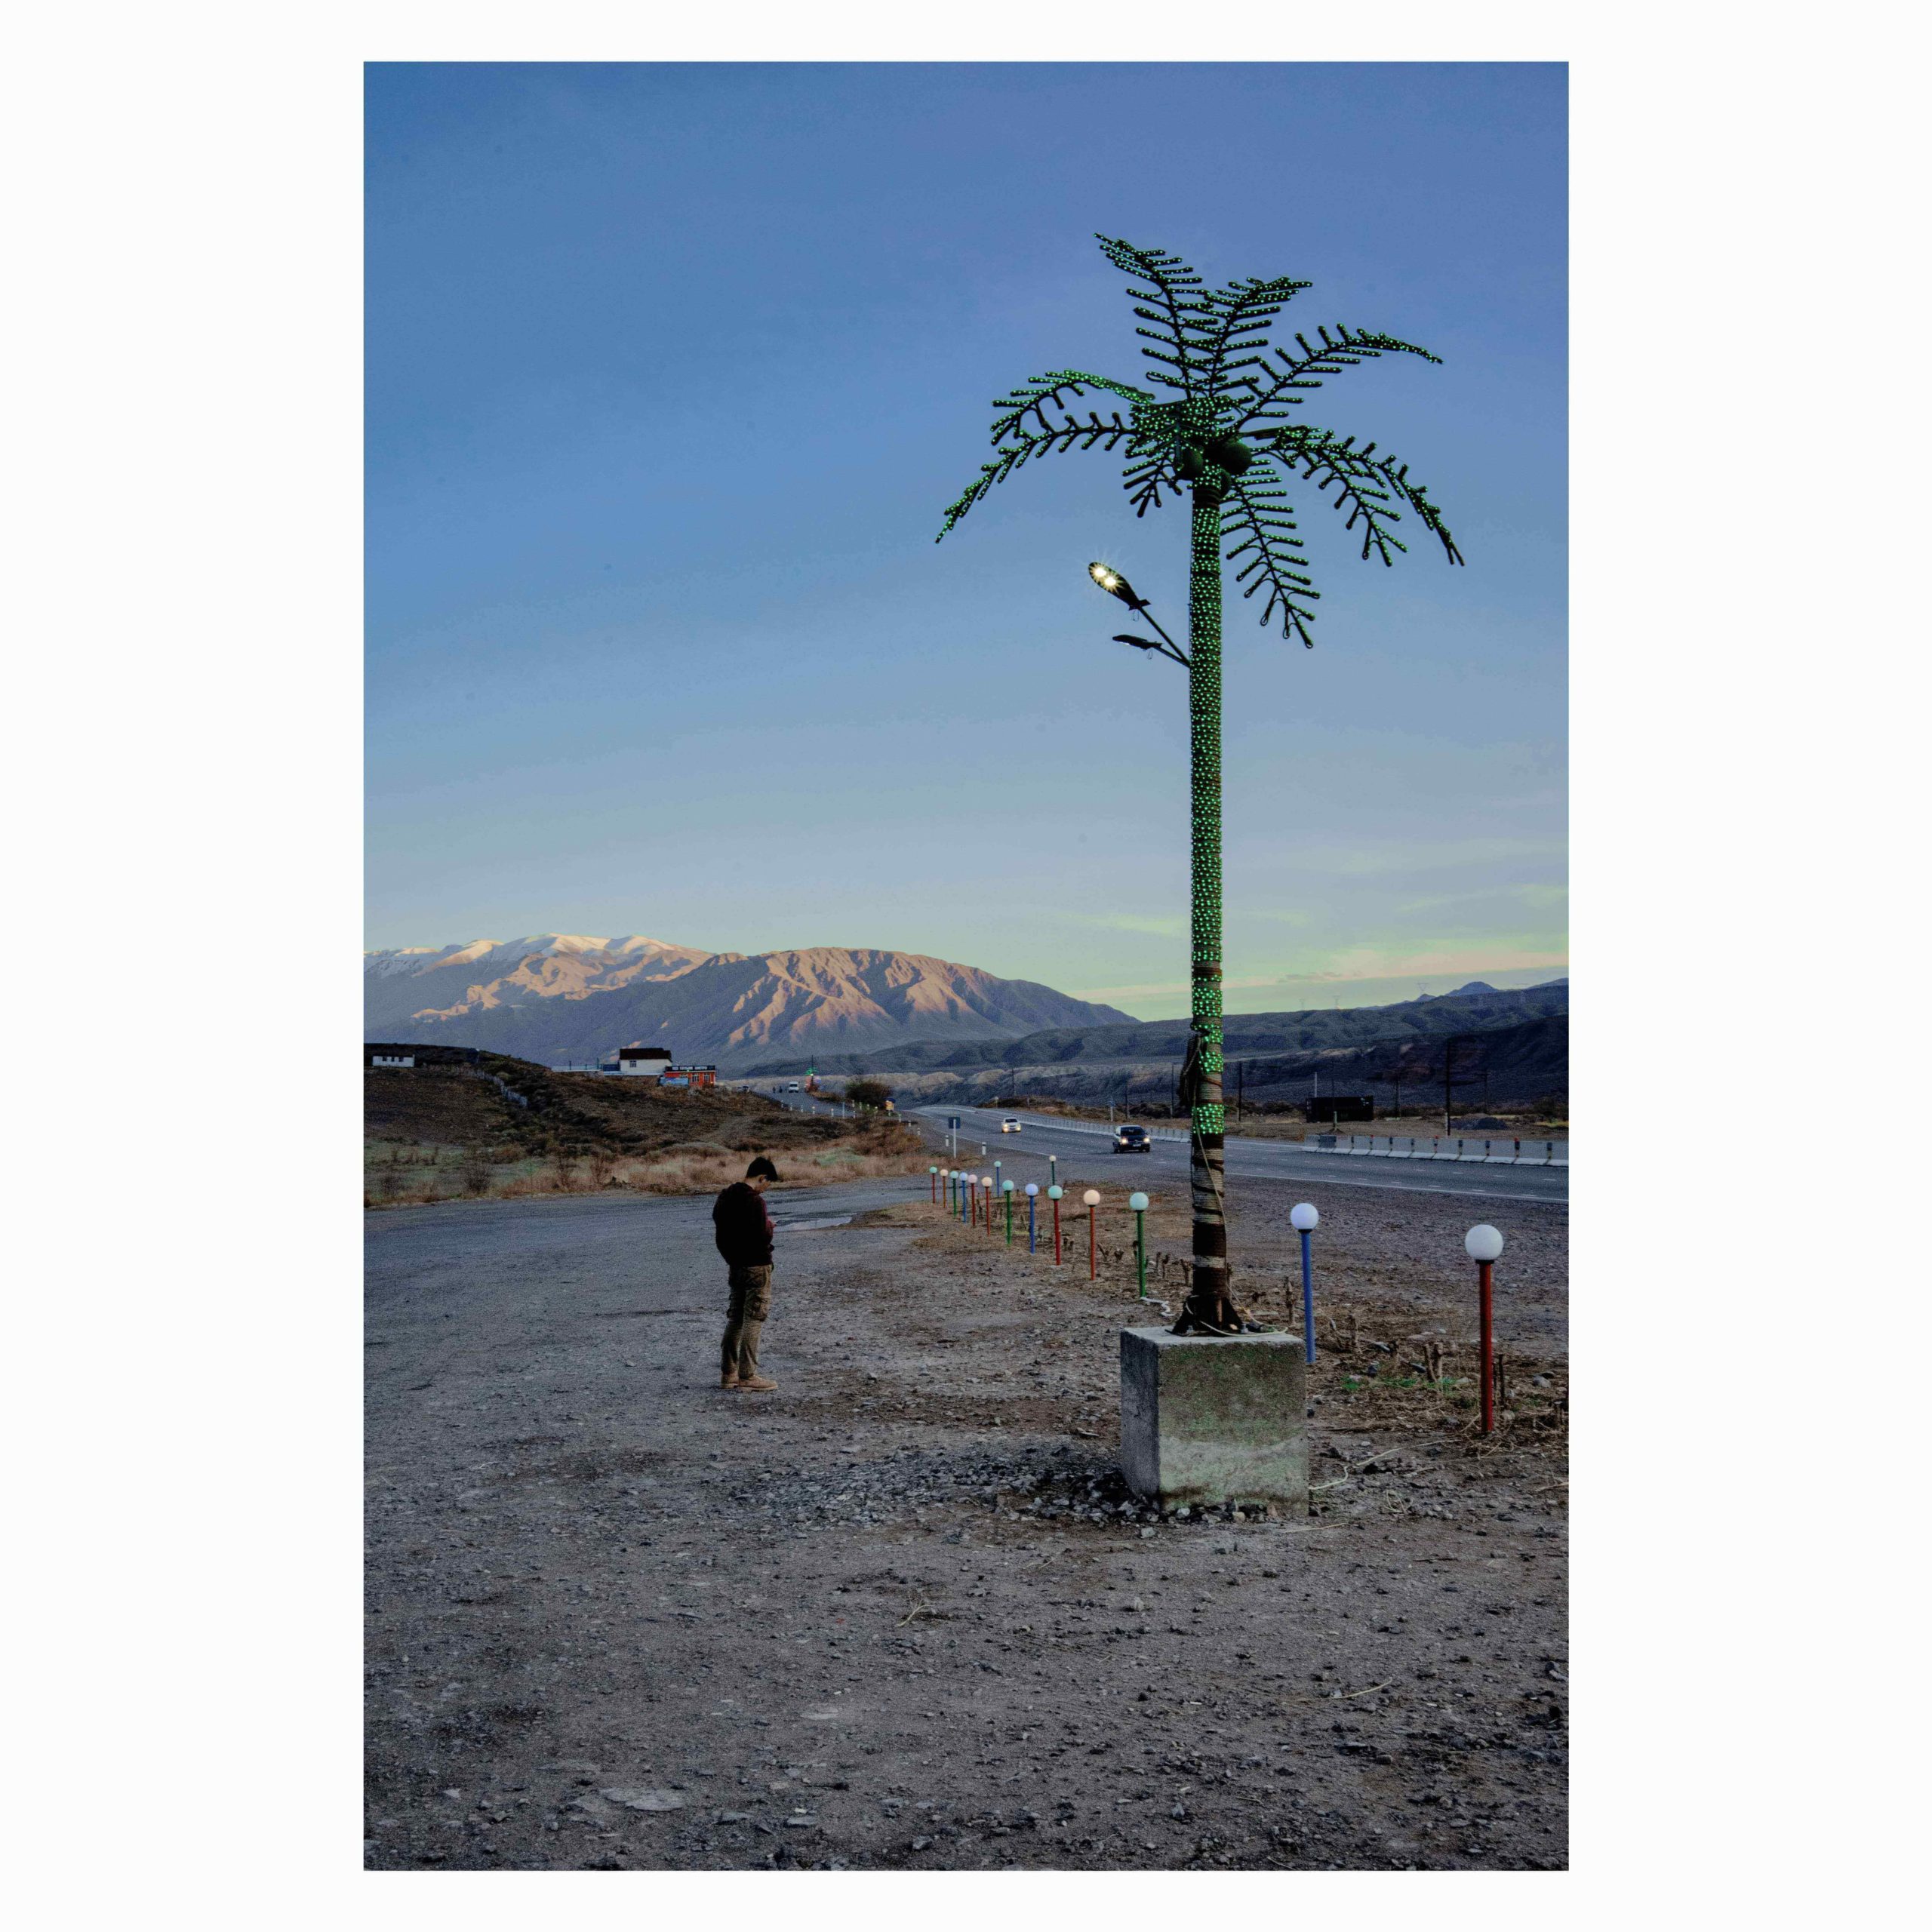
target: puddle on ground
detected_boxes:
[774,1214,855,1232]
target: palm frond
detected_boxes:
[1121,448,1183,519]
[1220,476,1321,645]
[1268,426,1465,568]
[937,416,1155,541]
[989,368,1152,445]
[1095,234,1215,396]
[1230,326,1444,431]
[1198,274,1314,392]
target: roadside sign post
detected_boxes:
[1002,1180,1015,1245]
[1025,1182,1038,1252]
[1130,1192,1149,1298]
[1290,1202,1319,1364]
[1048,1185,1063,1265]
[1466,1225,1505,1434]
[1083,1189,1101,1279]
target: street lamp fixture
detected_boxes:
[1088,562,1189,667]
[1464,1225,1504,1263]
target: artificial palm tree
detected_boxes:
[937,235,1463,1335]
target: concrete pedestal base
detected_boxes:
[1118,1326,1308,1515]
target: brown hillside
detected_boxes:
[365,1056,852,1162]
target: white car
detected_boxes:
[1001,1117,1021,1134]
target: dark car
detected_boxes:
[1112,1124,1152,1152]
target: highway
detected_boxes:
[754,1089,1567,1205]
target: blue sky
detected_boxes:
[367,62,1565,1019]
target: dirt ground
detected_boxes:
[365,1164,1567,1872]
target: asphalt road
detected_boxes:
[752,1091,1567,1206]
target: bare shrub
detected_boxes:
[460,1156,492,1197]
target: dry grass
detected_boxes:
[365,1124,931,1209]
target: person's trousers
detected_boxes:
[721,1264,773,1382]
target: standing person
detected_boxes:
[713,1155,781,1392]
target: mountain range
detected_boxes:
[746,978,1569,1076]
[363,935,1135,1069]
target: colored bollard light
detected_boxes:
[1025,1181,1038,1252]
[1290,1201,1319,1364]
[1084,1189,1101,1279]
[1002,1179,1015,1244]
[929,1164,938,1204]
[1048,1184,1063,1264]
[1465,1224,1505,1435]
[1129,1192,1150,1298]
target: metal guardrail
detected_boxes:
[1305,1132,1567,1167]
[918,1110,1565,1165]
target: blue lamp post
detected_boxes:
[1290,1201,1319,1364]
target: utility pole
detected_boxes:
[1442,1035,1467,1134]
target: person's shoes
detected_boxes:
[734,1375,779,1392]
[721,1377,740,1389]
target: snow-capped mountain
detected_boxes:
[363,936,1133,1069]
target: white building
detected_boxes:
[368,1051,415,1069]
[599,1044,674,1078]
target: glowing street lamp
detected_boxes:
[1290,1201,1319,1364]
[1465,1224,1505,1435]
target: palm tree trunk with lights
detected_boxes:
[937,235,1465,1343]
[1182,487,1235,1331]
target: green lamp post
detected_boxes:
[938,235,1462,1334]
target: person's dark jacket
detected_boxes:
[712,1181,774,1269]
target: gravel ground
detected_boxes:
[365,1168,1567,1871]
